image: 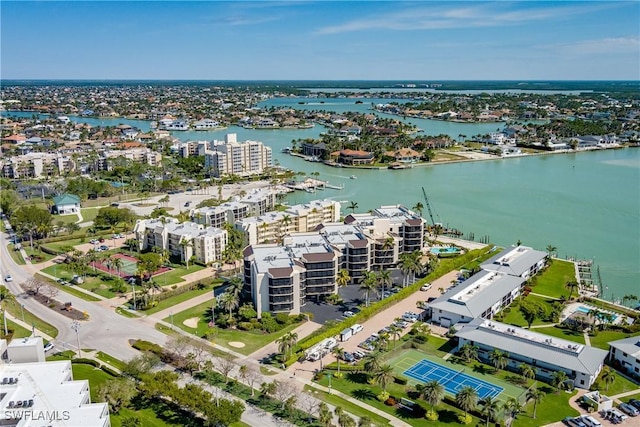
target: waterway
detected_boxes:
[3,109,638,301]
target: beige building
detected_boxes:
[1,152,75,178]
[204,133,272,177]
[99,147,162,170]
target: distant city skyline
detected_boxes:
[1,1,639,80]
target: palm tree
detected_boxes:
[373,364,394,392]
[408,250,424,284]
[388,324,402,349]
[347,201,358,214]
[398,253,414,288]
[0,285,16,337]
[622,294,638,307]
[546,244,557,257]
[459,343,478,363]
[519,363,536,382]
[480,395,500,427]
[178,237,193,269]
[489,348,509,372]
[417,379,444,414]
[218,291,239,321]
[226,277,243,302]
[85,249,99,272]
[565,281,579,300]
[363,351,382,373]
[359,271,378,307]
[551,370,569,393]
[111,256,123,277]
[502,397,522,427]
[276,332,298,361]
[376,269,392,297]
[412,202,424,217]
[318,402,332,427]
[333,347,345,376]
[455,385,478,418]
[600,366,616,392]
[336,269,351,288]
[526,388,545,419]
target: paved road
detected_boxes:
[0,227,167,361]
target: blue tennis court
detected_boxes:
[404,359,503,399]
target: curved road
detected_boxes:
[0,228,167,361]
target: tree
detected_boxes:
[359,271,378,307]
[373,364,394,392]
[565,281,579,300]
[480,395,500,427]
[417,379,444,413]
[622,294,638,307]
[526,387,545,419]
[502,397,522,427]
[388,324,402,349]
[455,385,478,418]
[489,348,509,372]
[97,378,136,413]
[459,343,478,363]
[347,201,358,214]
[377,269,392,297]
[519,299,545,328]
[217,353,236,384]
[519,363,536,382]
[178,237,194,268]
[218,291,239,321]
[412,202,424,217]
[271,380,299,410]
[111,256,124,277]
[0,285,16,337]
[336,268,351,288]
[546,244,557,257]
[551,370,569,393]
[333,347,345,376]
[363,351,382,373]
[318,402,333,427]
[42,285,59,304]
[600,366,616,392]
[276,332,298,361]
[0,189,20,217]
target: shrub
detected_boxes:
[274,313,290,325]
[425,410,439,421]
[237,322,254,331]
[377,391,390,402]
[131,340,163,356]
[72,358,101,368]
[393,375,408,385]
[333,372,344,379]
[457,414,472,424]
[385,397,397,406]
[101,365,120,377]
[261,316,280,333]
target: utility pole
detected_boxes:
[71,320,81,358]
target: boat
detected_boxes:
[350,175,357,179]
[305,188,316,193]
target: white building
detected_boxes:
[481,245,548,279]
[608,336,640,379]
[133,218,227,266]
[0,339,111,427]
[204,133,272,177]
[99,147,162,170]
[5,336,45,363]
[456,318,608,389]
[1,152,75,178]
[429,270,525,327]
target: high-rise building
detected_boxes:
[204,133,272,177]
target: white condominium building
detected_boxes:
[99,147,162,170]
[189,188,277,228]
[204,133,272,177]
[1,152,75,178]
[133,218,227,266]
[0,338,111,427]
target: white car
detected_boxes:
[4,275,12,282]
[342,311,355,318]
[420,284,432,291]
[44,342,55,352]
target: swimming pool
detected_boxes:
[430,247,461,255]
[576,305,618,321]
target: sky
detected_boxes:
[1,1,639,80]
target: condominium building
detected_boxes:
[204,133,272,177]
[99,147,162,170]
[317,223,372,283]
[133,218,227,266]
[481,245,548,279]
[1,152,75,178]
[189,188,277,228]
[456,318,608,389]
[608,336,640,379]
[0,338,111,427]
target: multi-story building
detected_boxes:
[481,245,548,279]
[608,336,640,379]
[133,218,227,266]
[99,147,162,170]
[170,141,208,158]
[456,318,608,389]
[1,152,75,178]
[0,337,111,427]
[204,133,272,177]
[317,223,372,283]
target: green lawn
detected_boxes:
[56,213,80,224]
[95,351,126,371]
[154,263,207,286]
[592,367,640,396]
[622,393,640,404]
[500,294,556,328]
[23,246,57,263]
[304,385,391,426]
[530,259,576,298]
[41,265,118,299]
[35,273,102,302]
[533,326,586,344]
[5,300,58,338]
[516,387,580,427]
[80,207,101,223]
[72,363,112,401]
[165,299,304,355]
[142,281,222,315]
[3,319,33,340]
[42,237,89,253]
[589,330,640,351]
[7,244,25,265]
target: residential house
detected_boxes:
[52,193,81,215]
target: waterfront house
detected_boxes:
[456,317,608,389]
[383,148,421,163]
[52,193,81,215]
[335,149,375,166]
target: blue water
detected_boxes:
[431,247,461,255]
[576,305,619,321]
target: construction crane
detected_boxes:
[421,187,440,226]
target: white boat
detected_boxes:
[305,188,316,193]
[350,175,357,179]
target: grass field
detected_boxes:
[592,367,640,396]
[589,330,640,351]
[56,214,80,225]
[6,244,25,265]
[41,265,118,299]
[165,299,303,355]
[142,281,222,315]
[5,300,58,338]
[35,273,102,302]
[95,351,126,371]
[3,319,32,340]
[500,294,556,327]
[303,384,391,426]
[531,259,576,298]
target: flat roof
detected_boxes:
[456,318,608,375]
[481,245,547,277]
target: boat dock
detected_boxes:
[285,178,344,192]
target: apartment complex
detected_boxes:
[98,147,162,170]
[456,318,608,389]
[1,152,75,178]
[204,133,272,177]
[133,218,227,266]
[189,188,277,228]
[608,336,640,379]
[0,337,111,427]
[481,245,548,279]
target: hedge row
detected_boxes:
[132,339,164,355]
[101,365,120,376]
[72,358,101,368]
[290,247,491,364]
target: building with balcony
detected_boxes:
[98,147,162,170]
[608,336,640,380]
[204,133,272,177]
[1,152,75,179]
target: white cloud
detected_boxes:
[548,37,640,56]
[315,2,614,35]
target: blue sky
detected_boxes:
[2,1,639,80]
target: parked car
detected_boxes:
[394,320,410,329]
[629,399,640,410]
[4,275,12,282]
[99,238,105,243]
[99,245,109,251]
[184,202,191,207]
[563,417,587,427]
[619,402,639,416]
[110,202,120,207]
[342,311,355,318]
[89,239,98,244]
[44,342,55,352]
[353,350,366,359]
[420,283,432,291]
[342,352,355,363]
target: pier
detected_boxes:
[285,178,344,192]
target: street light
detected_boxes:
[70,320,81,358]
[170,310,174,328]
[327,372,332,394]
[211,290,216,327]
[131,283,137,310]
[20,304,25,323]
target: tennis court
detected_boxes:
[403,359,503,399]
[91,253,171,278]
